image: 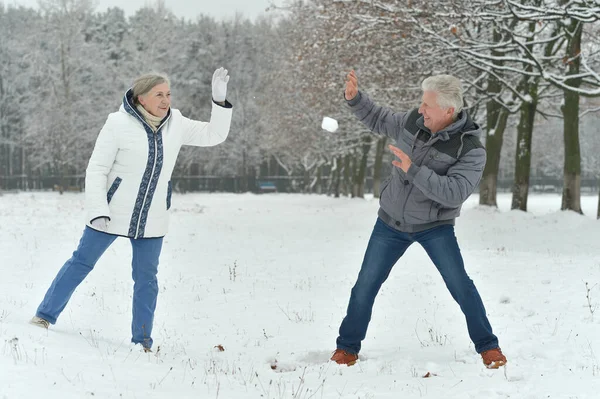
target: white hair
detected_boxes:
[421,74,464,118]
[132,73,171,104]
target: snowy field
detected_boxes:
[1,191,599,399]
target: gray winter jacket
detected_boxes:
[347,91,486,233]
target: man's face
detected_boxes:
[138,83,171,118]
[418,91,454,133]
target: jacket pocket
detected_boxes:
[403,188,436,224]
[166,181,172,210]
[438,206,461,220]
[107,177,122,204]
[429,201,440,220]
[379,176,391,197]
[425,149,452,175]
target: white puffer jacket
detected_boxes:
[85,90,232,238]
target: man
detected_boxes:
[331,70,507,369]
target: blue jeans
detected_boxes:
[36,226,163,348]
[336,218,499,354]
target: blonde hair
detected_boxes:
[421,74,463,118]
[132,73,170,104]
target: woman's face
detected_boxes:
[138,83,171,118]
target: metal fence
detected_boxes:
[0,175,598,194]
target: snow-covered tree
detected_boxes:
[166,15,223,186]
[22,0,107,192]
[0,5,40,189]
[268,0,449,196]
[417,0,600,211]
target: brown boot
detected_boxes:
[481,348,507,369]
[330,349,358,366]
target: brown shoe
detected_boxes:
[330,349,358,366]
[481,348,507,369]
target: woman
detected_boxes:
[30,68,233,351]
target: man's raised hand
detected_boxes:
[345,70,358,101]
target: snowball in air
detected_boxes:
[321,117,339,133]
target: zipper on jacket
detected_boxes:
[134,133,158,238]
[400,131,437,225]
[133,118,169,239]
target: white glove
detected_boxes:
[91,217,109,232]
[212,67,230,103]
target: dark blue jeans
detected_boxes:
[336,218,499,354]
[36,226,163,348]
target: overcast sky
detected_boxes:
[4,0,283,21]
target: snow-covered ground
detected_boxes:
[1,192,599,398]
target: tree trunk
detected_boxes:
[561,85,582,213]
[480,29,509,207]
[372,136,387,198]
[240,149,248,192]
[561,22,583,214]
[480,105,509,206]
[511,89,537,211]
[21,147,26,190]
[318,165,324,194]
[333,156,342,198]
[511,21,539,212]
[0,74,6,190]
[597,178,600,219]
[326,159,335,195]
[343,154,351,197]
[59,163,68,195]
[303,167,310,193]
[353,134,371,198]
[8,144,12,178]
[350,154,357,197]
